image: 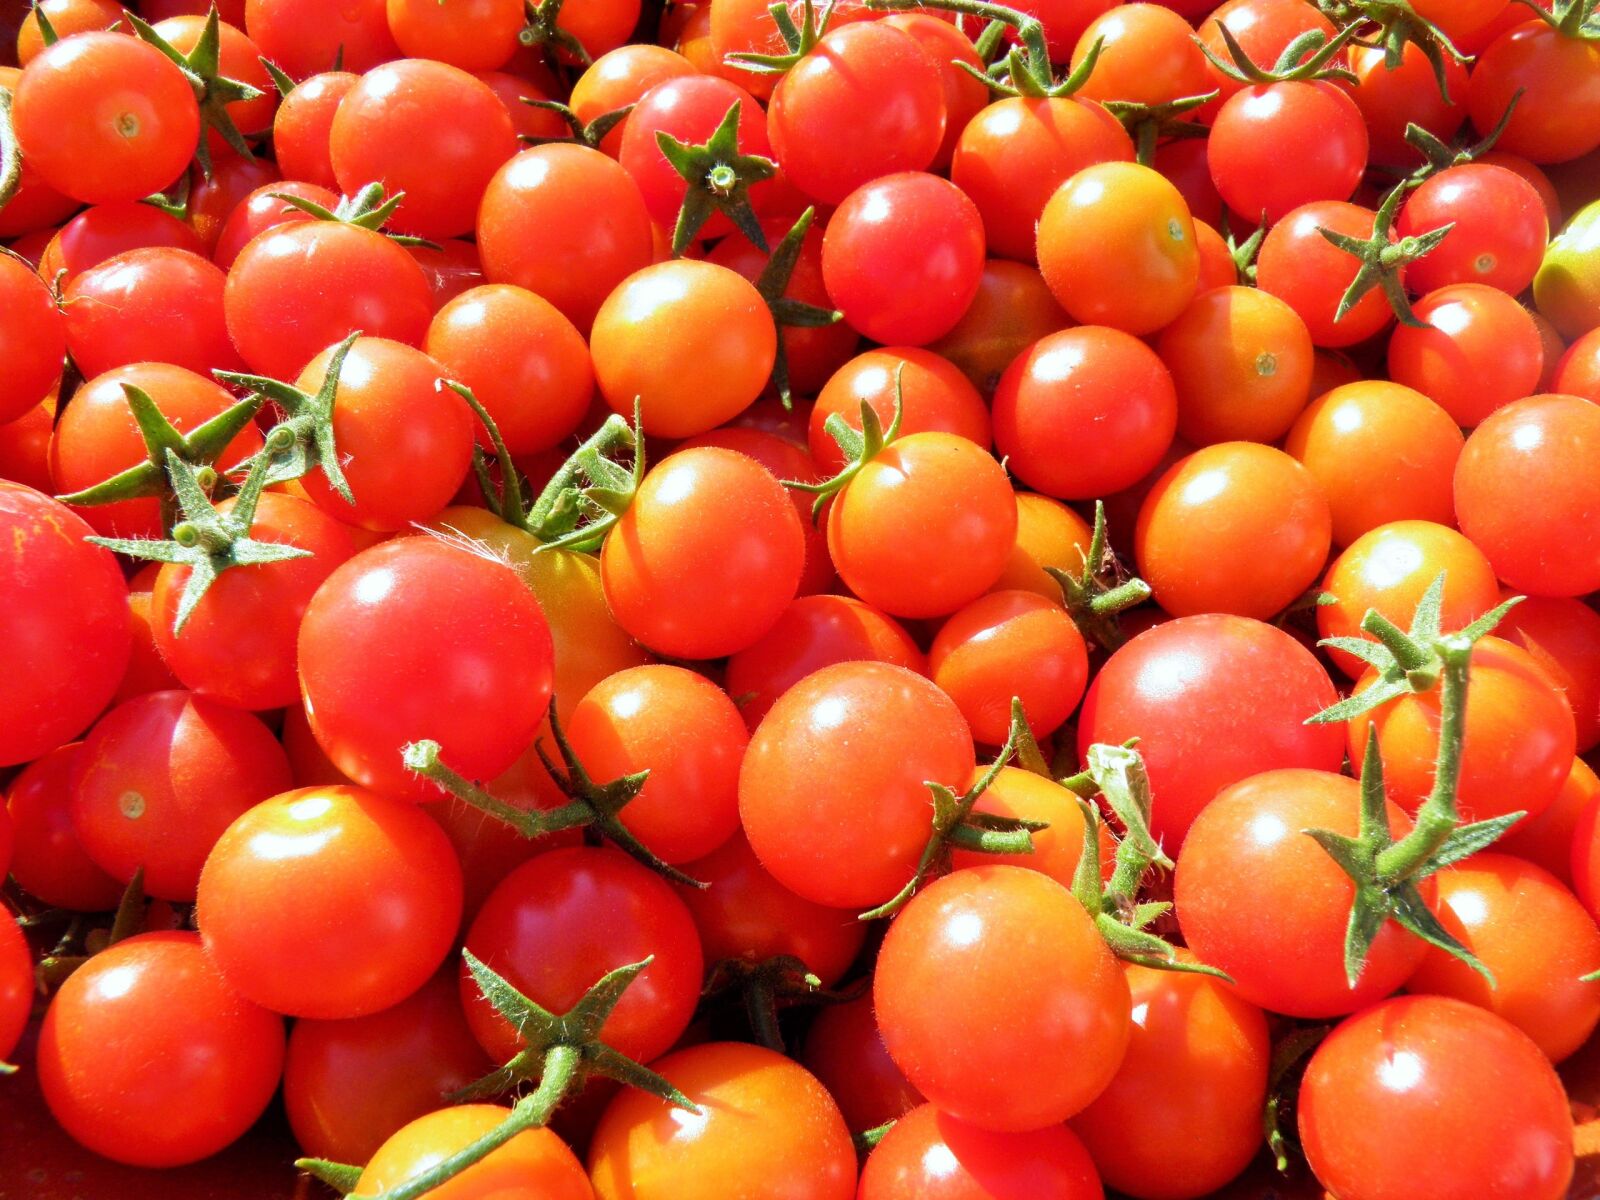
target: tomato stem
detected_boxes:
[1045,501,1153,652]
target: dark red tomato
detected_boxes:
[70,690,291,901]
[619,74,785,240]
[569,44,698,156]
[882,12,987,170]
[861,1103,1101,1200]
[1407,853,1600,1063]
[151,493,357,710]
[1136,442,1332,620]
[291,337,473,531]
[589,1042,856,1200]
[42,201,207,285]
[212,181,339,270]
[928,260,1073,396]
[724,594,926,730]
[705,217,861,398]
[408,238,485,310]
[876,865,1129,1131]
[154,14,276,151]
[951,96,1132,263]
[1079,615,1343,850]
[1155,138,1223,226]
[6,743,123,910]
[224,221,434,380]
[930,589,1088,746]
[1177,769,1431,1018]
[1209,81,1367,226]
[1502,755,1596,885]
[386,0,522,69]
[299,537,554,800]
[1196,0,1336,116]
[64,248,243,378]
[0,483,131,767]
[199,785,463,1017]
[330,61,518,240]
[1257,200,1395,347]
[283,969,492,1163]
[1398,163,1548,296]
[1348,42,1469,167]
[12,33,199,204]
[676,831,866,987]
[1387,284,1543,427]
[0,909,27,1064]
[993,325,1177,500]
[803,994,924,1132]
[739,662,974,908]
[600,446,805,659]
[0,250,64,425]
[1073,958,1269,1200]
[823,171,986,346]
[1500,594,1600,751]
[38,932,285,1167]
[1071,3,1210,108]
[359,1105,592,1199]
[1299,996,1573,1200]
[1284,381,1464,546]
[245,0,398,79]
[425,283,594,456]
[811,347,990,475]
[1469,20,1600,164]
[270,70,359,188]
[114,564,182,705]
[768,22,945,206]
[462,846,703,1065]
[184,153,281,251]
[1350,637,1576,823]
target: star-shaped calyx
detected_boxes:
[754,207,844,408]
[1317,181,1453,329]
[656,100,777,256]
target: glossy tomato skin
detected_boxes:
[1298,996,1573,1200]
[461,847,703,1065]
[37,932,285,1167]
[739,662,975,909]
[0,912,27,1064]
[1387,284,1543,427]
[0,483,132,767]
[1072,959,1269,1200]
[993,492,1093,597]
[1504,756,1598,884]
[1469,20,1600,164]
[1499,594,1600,751]
[0,251,65,425]
[811,346,990,475]
[876,865,1130,1131]
[600,446,805,659]
[1078,615,1343,850]
[569,44,698,156]
[283,970,492,1164]
[802,994,925,1132]
[589,1042,856,1200]
[1349,41,1469,167]
[1072,3,1209,107]
[948,765,1114,888]
[6,744,123,911]
[1208,81,1368,226]
[861,1103,1102,1200]
[1399,163,1548,295]
[385,0,523,69]
[359,1104,592,1200]
[271,70,359,187]
[299,537,554,800]
[1455,394,1600,597]
[212,181,338,269]
[928,260,1073,395]
[1257,200,1394,347]
[245,0,398,79]
[198,785,463,1018]
[1195,0,1336,114]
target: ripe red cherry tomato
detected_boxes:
[1208,81,1368,226]
[811,346,990,475]
[1349,41,1469,167]
[43,200,206,283]
[1499,594,1600,752]
[1387,284,1544,427]
[385,0,523,69]
[1505,756,1598,884]
[860,1103,1102,1200]
[64,247,243,378]
[359,1105,592,1200]
[1257,200,1395,347]
[0,251,64,425]
[1398,163,1549,295]
[928,260,1073,395]
[271,70,359,188]
[569,44,697,156]
[6,744,123,911]
[38,932,285,1167]
[803,994,924,1133]
[211,181,337,269]
[947,765,1114,888]
[1071,2,1209,107]
[1468,20,1600,165]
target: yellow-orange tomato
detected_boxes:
[1157,285,1315,446]
[928,259,1074,395]
[385,0,523,69]
[1500,756,1598,886]
[1037,161,1199,335]
[358,1105,592,1200]
[948,766,1115,887]
[570,44,698,157]
[991,493,1094,599]
[590,259,776,437]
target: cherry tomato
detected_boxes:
[1468,19,1600,164]
[154,14,276,150]
[992,492,1093,598]
[64,247,242,378]
[882,12,986,170]
[860,1103,1102,1200]
[1387,284,1543,427]
[1399,163,1549,295]
[386,0,522,69]
[947,765,1114,888]
[15,0,123,62]
[42,200,206,285]
[1499,593,1600,751]
[0,395,56,493]
[211,180,336,270]
[1195,0,1336,115]
[270,70,359,188]
[0,250,64,425]
[811,346,990,475]
[928,260,1073,395]
[1071,3,1210,107]
[6,743,123,911]
[802,994,924,1133]
[1348,41,1468,167]
[1209,81,1367,226]
[245,0,398,79]
[358,1105,592,1200]
[569,44,698,157]
[1502,755,1597,885]
[1257,200,1394,347]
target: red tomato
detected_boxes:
[882,12,986,170]
[408,238,485,310]
[1398,163,1549,295]
[385,0,523,69]
[42,201,206,285]
[64,247,242,378]
[153,14,277,150]
[1071,3,1209,107]
[245,0,398,79]
[811,347,990,475]
[211,181,337,270]
[1499,593,1600,751]
[569,44,698,157]
[1348,41,1468,167]
[186,154,281,252]
[0,251,64,425]
[358,1104,592,1200]
[1468,19,1600,164]
[1257,200,1394,347]
[802,994,924,1132]
[16,0,124,62]
[1209,81,1367,226]
[1503,756,1597,884]
[861,1103,1102,1200]
[1195,0,1336,115]
[5,743,123,911]
[0,395,56,492]
[947,765,1115,888]
[1387,284,1543,427]
[270,70,358,188]
[928,260,1074,396]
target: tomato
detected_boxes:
[185,153,281,252]
[359,1105,592,1200]
[570,44,698,157]
[386,0,521,69]
[0,395,56,492]
[38,932,284,1167]
[1072,958,1269,1200]
[600,446,805,659]
[1072,3,1210,107]
[590,1042,855,1200]
[270,70,358,188]
[1482,149,1562,227]
[224,221,434,380]
[1318,522,1501,678]
[1156,285,1314,446]
[408,238,485,310]
[1079,614,1343,850]
[993,325,1177,500]
[1284,381,1464,546]
[1499,593,1600,751]
[881,12,986,171]
[212,180,338,270]
[1209,81,1367,226]
[1350,636,1576,822]
[478,144,654,334]
[1455,394,1600,596]
[828,432,1017,619]
[1398,163,1548,296]
[1299,996,1573,1200]
[811,347,990,475]
[283,970,492,1163]
[154,14,277,150]
[676,831,866,987]
[462,846,703,1065]
[6,744,122,911]
[802,994,924,1132]
[1348,42,1468,168]
[590,260,775,437]
[947,765,1113,888]
[860,1103,1100,1200]
[1387,284,1543,427]
[928,261,1073,395]
[1,483,132,767]
[16,0,123,62]
[876,865,1128,1131]
[1037,162,1198,336]
[117,561,203,705]
[1536,198,1600,338]
[1469,19,1600,164]
[0,911,27,1065]
[42,201,206,285]
[993,492,1093,598]
[64,247,242,378]
[707,0,879,100]
[1257,200,1395,347]
[0,251,64,426]
[245,0,398,79]
[299,536,554,800]
[1137,442,1331,620]
[1176,769,1432,1017]
[1501,756,1596,884]
[1195,0,1336,115]
[12,33,199,204]
[739,661,975,908]
[768,22,945,206]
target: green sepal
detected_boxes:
[268,181,437,247]
[866,0,1094,98]
[142,169,192,220]
[519,98,636,148]
[784,371,904,523]
[1045,500,1152,652]
[854,1120,896,1156]
[1508,0,1600,41]
[1404,89,1524,184]
[655,99,777,256]
[1102,90,1217,166]
[519,0,593,65]
[1317,180,1451,329]
[753,206,843,408]
[525,406,646,554]
[1196,20,1359,84]
[725,0,837,75]
[1314,0,1473,100]
[297,1159,364,1192]
[259,55,297,98]
[1263,1023,1329,1173]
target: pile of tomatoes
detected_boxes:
[6,0,1600,1195]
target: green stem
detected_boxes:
[402,741,589,837]
[1374,638,1471,880]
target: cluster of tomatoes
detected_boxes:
[5,0,1600,1196]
